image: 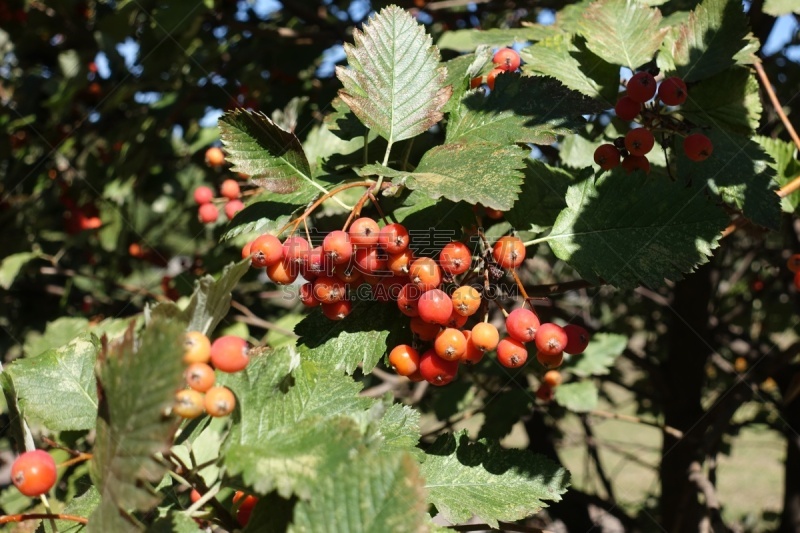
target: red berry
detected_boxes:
[312,275,347,303]
[417,289,452,326]
[497,337,528,368]
[614,96,642,121]
[387,249,414,275]
[439,242,472,275]
[190,489,202,503]
[536,383,554,401]
[322,300,352,320]
[353,247,387,273]
[210,336,249,373]
[349,217,380,247]
[377,223,409,254]
[299,282,320,307]
[626,72,657,103]
[444,308,468,329]
[323,230,353,265]
[194,186,214,205]
[300,246,331,280]
[174,389,205,419]
[460,330,485,365]
[224,199,244,220]
[267,258,299,285]
[283,236,310,265]
[419,349,459,386]
[486,67,505,90]
[492,47,521,71]
[594,144,621,170]
[11,450,57,497]
[397,283,421,317]
[410,317,441,341]
[198,203,219,224]
[492,236,526,269]
[534,323,568,356]
[795,270,800,291]
[220,179,241,200]
[788,254,800,273]
[564,324,590,355]
[184,331,212,364]
[683,133,713,162]
[409,257,442,291]
[505,308,540,343]
[625,128,655,156]
[250,234,283,268]
[389,344,420,376]
[205,146,225,167]
[536,350,564,369]
[658,77,687,106]
[233,492,258,527]
[621,154,651,175]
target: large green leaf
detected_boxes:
[387,142,527,211]
[577,0,667,71]
[182,259,251,335]
[477,390,534,440]
[421,432,570,527]
[505,161,584,234]
[437,27,554,52]
[336,5,451,146]
[545,171,728,288]
[447,74,599,145]
[23,317,90,357]
[43,487,100,533]
[6,333,99,431]
[676,130,781,230]
[291,451,428,533]
[219,109,317,192]
[88,320,186,529]
[373,403,422,459]
[520,35,621,105]
[680,68,761,136]
[564,333,627,377]
[657,0,758,82]
[554,381,599,412]
[295,299,404,375]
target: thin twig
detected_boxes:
[754,62,800,152]
[0,514,88,525]
[580,415,616,503]
[590,409,684,439]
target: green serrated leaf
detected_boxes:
[437,27,553,52]
[41,487,100,533]
[680,67,761,135]
[442,48,492,116]
[578,0,667,71]
[448,74,600,145]
[755,135,800,213]
[478,390,533,440]
[657,0,758,82]
[221,188,318,241]
[219,109,316,190]
[546,171,728,288]
[421,432,570,527]
[554,381,599,412]
[506,161,583,234]
[324,97,368,142]
[183,259,251,335]
[374,403,423,459]
[676,130,781,229]
[565,333,627,377]
[89,320,186,528]
[401,142,527,211]
[336,5,452,146]
[292,451,428,533]
[23,317,90,357]
[520,35,621,105]
[0,251,39,290]
[6,334,99,431]
[295,300,399,375]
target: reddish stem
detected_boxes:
[0,513,88,525]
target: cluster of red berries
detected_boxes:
[194,179,244,224]
[471,47,522,91]
[594,72,713,174]
[788,254,800,290]
[173,332,247,419]
[11,449,57,498]
[191,488,258,527]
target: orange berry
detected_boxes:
[205,146,225,167]
[496,338,528,368]
[543,370,562,388]
[460,330,485,365]
[174,389,205,419]
[470,322,499,352]
[389,344,420,376]
[452,285,481,316]
[185,363,216,392]
[492,236,526,269]
[409,257,442,291]
[184,331,211,364]
[204,386,236,417]
[434,328,467,361]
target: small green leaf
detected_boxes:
[676,131,781,230]
[295,300,400,375]
[89,320,186,527]
[421,432,570,527]
[438,27,553,52]
[6,334,99,431]
[219,109,314,188]
[521,35,621,105]
[680,67,761,135]
[448,74,601,145]
[402,142,528,211]
[565,333,627,377]
[292,451,428,533]
[657,0,758,82]
[578,0,667,71]
[183,259,252,335]
[554,381,599,412]
[755,135,800,213]
[0,252,39,290]
[546,171,728,288]
[336,5,452,146]
[23,317,90,357]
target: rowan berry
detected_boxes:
[434,328,467,361]
[300,246,331,280]
[353,247,387,273]
[299,282,320,307]
[452,285,481,316]
[312,275,347,303]
[11,450,57,497]
[492,236,526,269]
[419,349,459,386]
[492,47,521,71]
[210,335,249,373]
[471,322,499,352]
[460,330,486,365]
[388,249,414,275]
[241,240,253,260]
[787,254,800,273]
[234,492,258,526]
[536,350,564,369]
[193,186,214,205]
[418,289,452,325]
[505,308,540,343]
[410,316,441,341]
[626,72,657,103]
[621,154,651,175]
[184,331,212,364]
[625,128,655,156]
[266,259,298,285]
[397,283,421,317]
[322,300,352,320]
[536,383,554,401]
[614,96,641,121]
[349,217,380,247]
[335,265,362,285]
[174,389,205,419]
[658,76,687,106]
[224,200,244,220]
[250,234,283,268]
[683,133,713,161]
[594,144,621,170]
[377,223,409,254]
[282,236,310,265]
[323,230,353,265]
[185,363,216,392]
[220,179,241,200]
[486,67,505,90]
[444,308,468,329]
[198,203,219,224]
[439,242,472,275]
[205,146,225,167]
[543,370,563,387]
[497,338,528,368]
[535,323,568,356]
[564,324,590,354]
[204,386,236,417]
[409,257,442,291]
[389,344,420,376]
